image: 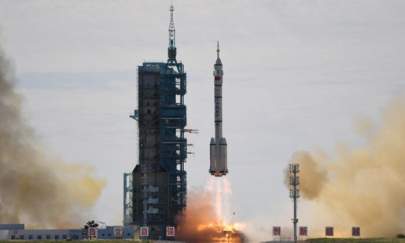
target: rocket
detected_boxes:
[209,42,228,177]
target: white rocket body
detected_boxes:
[209,43,228,177]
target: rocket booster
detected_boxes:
[209,42,228,177]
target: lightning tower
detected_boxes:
[289,163,300,243]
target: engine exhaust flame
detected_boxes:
[177,178,247,242]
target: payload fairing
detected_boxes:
[209,42,228,177]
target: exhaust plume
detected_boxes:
[176,185,247,242]
[0,47,105,228]
[287,98,405,237]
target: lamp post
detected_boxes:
[289,163,300,243]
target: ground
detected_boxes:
[0,241,149,243]
[1,239,405,243]
[307,239,405,243]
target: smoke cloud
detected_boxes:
[286,151,327,200]
[0,47,105,228]
[288,98,405,237]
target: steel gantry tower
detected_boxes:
[124,5,188,240]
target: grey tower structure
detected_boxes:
[125,5,188,240]
[209,43,228,177]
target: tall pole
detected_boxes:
[289,163,300,243]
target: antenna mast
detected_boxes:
[168,4,177,63]
[289,163,300,243]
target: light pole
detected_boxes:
[289,163,300,243]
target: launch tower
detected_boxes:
[124,5,187,240]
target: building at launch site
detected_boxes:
[0,224,136,241]
[123,5,188,240]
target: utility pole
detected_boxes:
[289,163,300,243]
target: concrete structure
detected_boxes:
[0,224,136,240]
[0,224,25,240]
[209,42,228,177]
[125,5,188,240]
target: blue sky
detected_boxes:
[1,0,405,240]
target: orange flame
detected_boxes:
[176,179,247,243]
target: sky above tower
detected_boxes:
[0,0,405,241]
